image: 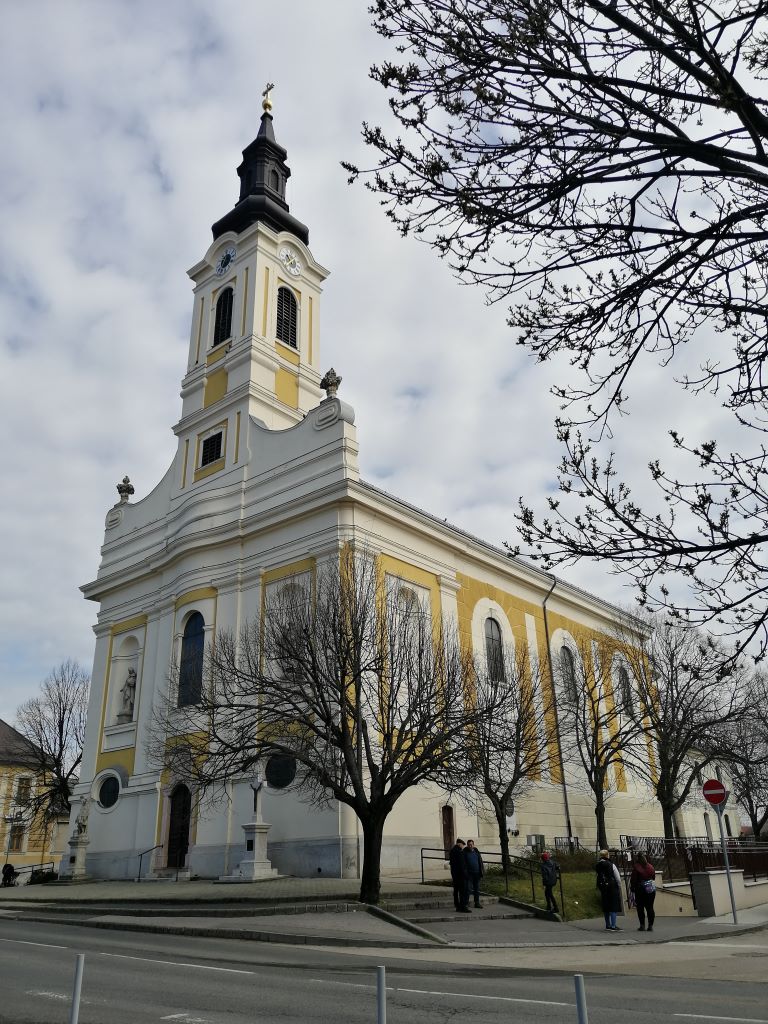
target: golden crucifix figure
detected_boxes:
[262,82,275,112]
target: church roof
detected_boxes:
[358,479,638,626]
[211,108,309,243]
[0,717,39,768]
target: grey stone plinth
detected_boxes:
[220,821,278,881]
[60,836,90,880]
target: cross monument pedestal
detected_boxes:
[219,772,279,882]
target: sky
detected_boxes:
[0,1,734,722]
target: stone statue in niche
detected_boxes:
[74,797,90,837]
[116,667,137,723]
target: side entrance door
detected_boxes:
[441,805,455,856]
[167,784,192,868]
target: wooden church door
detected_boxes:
[167,785,191,868]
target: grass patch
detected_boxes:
[477,865,604,922]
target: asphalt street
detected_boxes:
[1,918,767,1024]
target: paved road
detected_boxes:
[1,918,766,1024]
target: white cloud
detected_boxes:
[0,1,741,720]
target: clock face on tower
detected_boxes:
[279,246,302,277]
[215,246,236,277]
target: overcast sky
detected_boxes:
[0,1,731,723]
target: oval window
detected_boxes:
[98,776,120,809]
[265,754,297,790]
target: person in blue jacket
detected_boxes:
[463,839,485,909]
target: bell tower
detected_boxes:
[175,86,329,497]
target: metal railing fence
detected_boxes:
[419,846,566,919]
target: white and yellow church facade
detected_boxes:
[70,99,709,881]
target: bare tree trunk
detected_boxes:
[359,816,385,905]
[661,803,676,841]
[493,805,511,872]
[595,799,608,851]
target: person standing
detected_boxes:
[630,852,657,932]
[463,839,485,909]
[595,849,623,930]
[540,851,560,915]
[449,838,470,912]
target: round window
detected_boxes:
[265,754,297,790]
[98,776,120,809]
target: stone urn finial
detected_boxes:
[320,368,342,400]
[116,476,135,504]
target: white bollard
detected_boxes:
[68,954,85,1024]
[377,965,387,1024]
[574,973,589,1024]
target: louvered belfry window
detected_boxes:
[200,432,222,467]
[213,287,233,347]
[276,287,298,349]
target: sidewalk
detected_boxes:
[2,875,767,950]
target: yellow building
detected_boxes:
[0,719,65,882]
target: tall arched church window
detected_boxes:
[618,666,633,712]
[178,612,205,707]
[276,286,298,349]
[213,287,233,347]
[484,617,505,682]
[560,645,577,701]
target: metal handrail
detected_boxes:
[419,846,566,920]
[137,844,163,882]
[8,862,55,886]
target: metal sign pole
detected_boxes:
[574,974,589,1024]
[715,803,738,925]
[376,965,387,1024]
[68,954,85,1024]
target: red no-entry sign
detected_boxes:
[702,779,727,806]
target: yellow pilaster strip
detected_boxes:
[262,266,270,336]
[195,296,204,364]
[308,296,314,365]
[234,411,241,463]
[241,266,249,336]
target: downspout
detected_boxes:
[541,575,574,847]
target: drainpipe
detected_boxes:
[541,576,574,848]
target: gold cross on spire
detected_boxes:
[262,82,275,112]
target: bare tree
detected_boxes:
[150,549,500,904]
[464,644,555,868]
[15,659,90,823]
[719,672,768,839]
[351,1,768,658]
[558,638,644,849]
[619,617,748,838]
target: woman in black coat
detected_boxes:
[595,850,623,930]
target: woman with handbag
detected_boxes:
[630,852,656,932]
[595,850,624,930]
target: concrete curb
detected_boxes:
[15,913,433,949]
[497,896,558,921]
[365,904,448,945]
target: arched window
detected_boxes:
[617,666,633,712]
[213,287,233,347]
[560,645,577,701]
[270,169,279,191]
[178,612,205,707]
[276,286,298,349]
[484,617,505,682]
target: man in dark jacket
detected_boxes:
[449,839,470,912]
[463,839,485,908]
[540,851,560,914]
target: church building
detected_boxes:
[70,94,698,882]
